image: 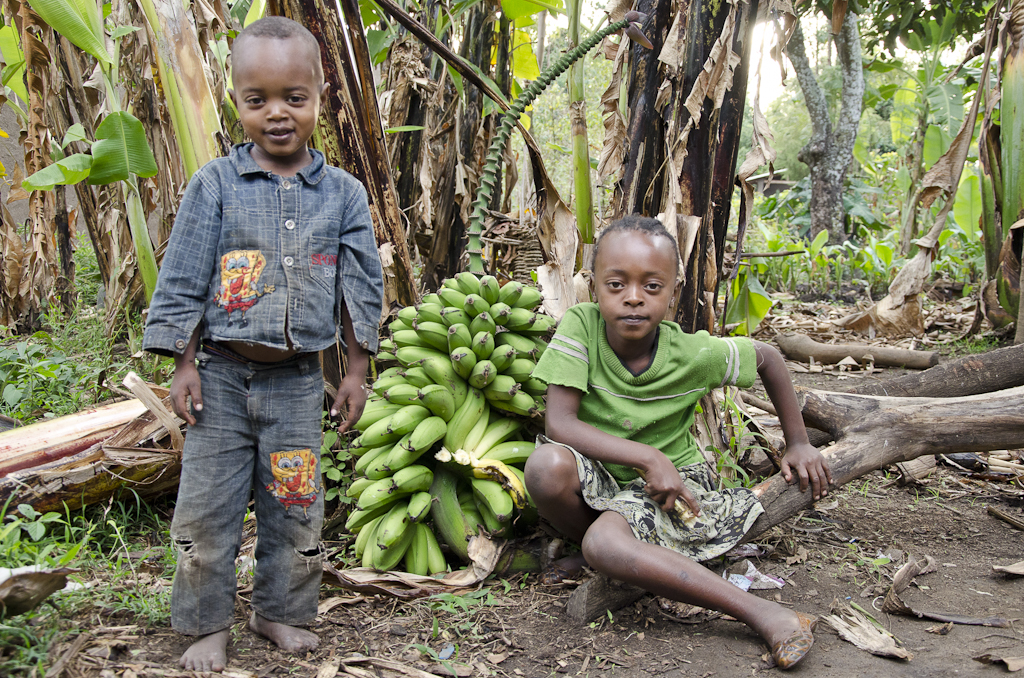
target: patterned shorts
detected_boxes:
[540,436,765,562]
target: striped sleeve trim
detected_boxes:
[551,333,588,355]
[547,342,589,364]
[591,384,705,402]
[719,338,742,387]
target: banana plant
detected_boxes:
[20,0,160,302]
[466,11,652,273]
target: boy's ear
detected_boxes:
[319,82,330,100]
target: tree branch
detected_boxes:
[786,18,830,159]
[831,11,864,165]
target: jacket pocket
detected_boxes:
[307,236,339,293]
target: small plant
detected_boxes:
[320,420,354,504]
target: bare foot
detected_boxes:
[540,552,588,585]
[249,612,319,653]
[754,607,816,669]
[179,629,229,672]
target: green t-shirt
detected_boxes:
[532,303,757,483]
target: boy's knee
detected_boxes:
[525,444,577,492]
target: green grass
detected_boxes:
[0,493,175,676]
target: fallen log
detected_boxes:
[0,400,148,478]
[841,343,1024,398]
[776,333,938,369]
[566,386,1024,622]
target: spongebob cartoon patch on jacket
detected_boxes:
[266,448,319,514]
[215,249,275,324]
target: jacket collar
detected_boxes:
[229,143,326,184]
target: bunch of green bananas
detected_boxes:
[344,275,552,574]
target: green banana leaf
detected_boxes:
[87,111,158,185]
[22,153,92,190]
[26,0,111,65]
[725,269,773,336]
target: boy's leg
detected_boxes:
[170,356,259,671]
[248,355,325,652]
[525,444,600,581]
[582,511,812,666]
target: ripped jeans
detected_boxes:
[170,349,325,636]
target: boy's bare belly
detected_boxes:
[223,340,298,363]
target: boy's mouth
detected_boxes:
[265,128,294,141]
[620,315,648,324]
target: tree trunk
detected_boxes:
[775,333,939,368]
[786,13,864,244]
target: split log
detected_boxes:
[566,386,1024,622]
[0,400,148,478]
[776,333,938,369]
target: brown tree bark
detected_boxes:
[775,333,939,369]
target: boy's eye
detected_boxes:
[288,95,307,104]
[246,97,264,106]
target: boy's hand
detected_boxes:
[170,362,203,426]
[780,442,832,500]
[640,448,702,517]
[332,375,368,433]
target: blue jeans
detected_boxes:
[170,349,325,636]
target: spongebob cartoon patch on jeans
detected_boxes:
[266,448,319,514]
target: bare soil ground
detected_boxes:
[41,361,1024,678]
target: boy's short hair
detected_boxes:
[595,215,678,258]
[233,16,324,86]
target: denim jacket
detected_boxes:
[143,144,384,357]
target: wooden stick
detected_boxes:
[776,333,939,369]
[739,250,806,258]
[987,506,1024,531]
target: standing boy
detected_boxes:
[143,17,384,672]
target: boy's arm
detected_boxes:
[332,302,370,433]
[546,384,702,516]
[753,340,832,499]
[170,325,203,426]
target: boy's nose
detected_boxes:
[624,285,643,304]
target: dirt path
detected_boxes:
[53,464,1020,678]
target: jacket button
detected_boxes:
[175,339,186,350]
[282,180,292,190]
[285,219,295,229]
[284,256,294,266]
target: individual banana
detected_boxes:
[469,312,496,337]
[498,280,524,306]
[372,375,409,396]
[506,464,534,508]
[399,366,432,389]
[442,387,486,453]
[489,344,517,372]
[441,277,463,291]
[353,401,404,430]
[356,476,400,511]
[346,476,376,499]
[393,464,434,493]
[354,514,386,558]
[440,306,471,327]
[416,303,445,326]
[479,275,500,305]
[421,293,442,306]
[405,491,433,524]
[480,440,535,465]
[346,503,391,533]
[520,377,547,396]
[514,286,543,309]
[471,331,495,360]
[418,384,456,421]
[471,458,529,510]
[396,346,448,367]
[463,294,489,318]
[392,329,433,349]
[471,477,514,523]
[423,522,448,574]
[376,351,397,361]
[430,466,477,563]
[370,514,416,571]
[412,321,450,352]
[386,405,431,435]
[447,323,473,353]
[382,384,422,407]
[531,335,548,357]
[397,306,419,325]
[488,302,512,325]
[483,375,520,401]
[450,346,477,380]
[376,366,404,380]
[472,417,521,458]
[438,287,468,309]
[468,359,497,389]
[354,443,392,476]
[475,495,509,536]
[502,358,536,382]
[495,332,536,358]
[404,522,431,576]
[461,405,492,454]
[366,434,412,479]
[420,356,469,410]
[384,416,445,470]
[388,318,414,334]
[376,499,412,549]
[505,308,537,331]
[355,415,402,449]
[378,338,396,354]
[519,315,557,336]
[455,271,482,295]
